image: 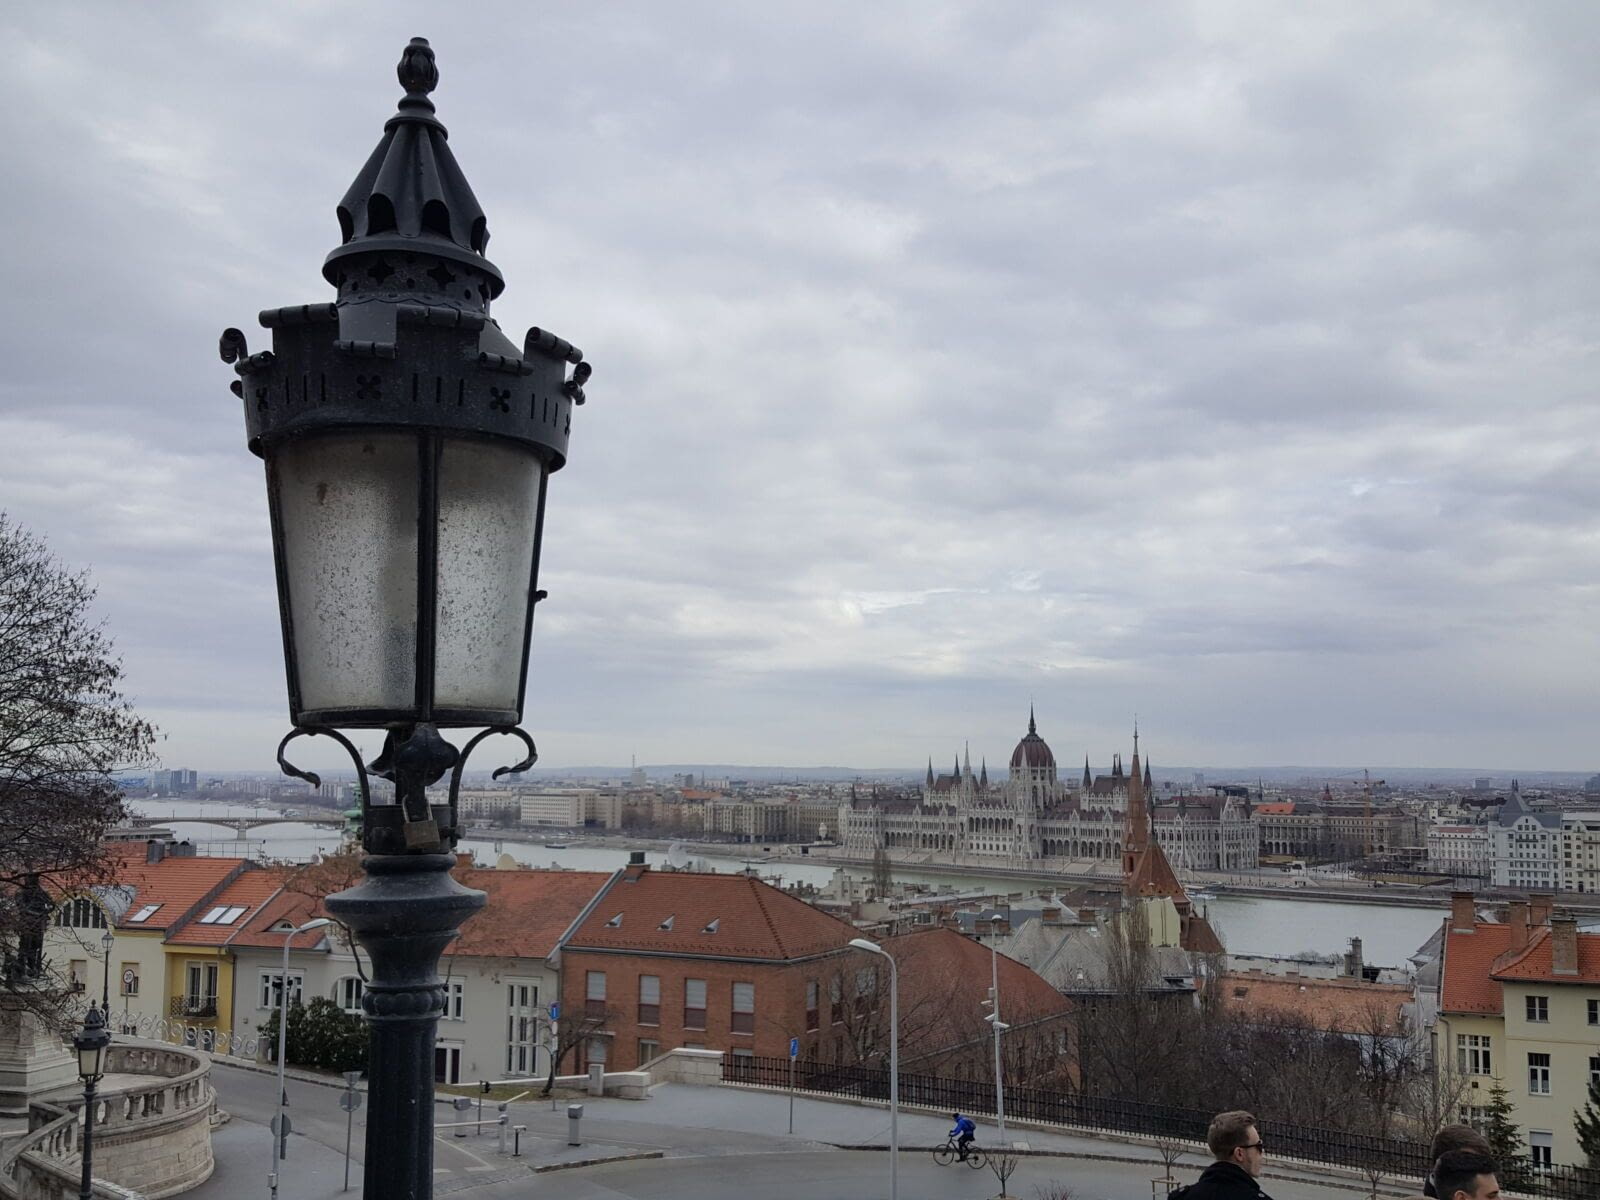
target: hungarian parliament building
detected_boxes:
[837,712,1258,872]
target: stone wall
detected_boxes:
[0,1040,214,1200]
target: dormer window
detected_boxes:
[128,904,161,924]
[658,916,674,931]
[701,918,719,934]
[604,913,623,928]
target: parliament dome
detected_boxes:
[1009,708,1055,771]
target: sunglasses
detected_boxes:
[1241,1141,1265,1152]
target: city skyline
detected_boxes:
[4,4,1599,772]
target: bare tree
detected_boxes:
[542,1005,615,1095]
[986,1147,1021,1199]
[1,515,156,1015]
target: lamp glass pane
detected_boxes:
[433,439,543,712]
[274,433,419,716]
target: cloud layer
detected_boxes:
[3,2,1597,772]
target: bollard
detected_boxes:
[453,1096,472,1137]
[497,1110,507,1155]
[567,1103,583,1147]
[512,1125,526,1157]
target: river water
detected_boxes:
[127,799,1446,966]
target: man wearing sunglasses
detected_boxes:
[1168,1110,1273,1200]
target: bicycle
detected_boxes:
[933,1138,986,1169]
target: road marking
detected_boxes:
[434,1134,496,1170]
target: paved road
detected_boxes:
[201,1059,1388,1200]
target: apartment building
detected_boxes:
[555,856,866,1072]
[1430,891,1600,1169]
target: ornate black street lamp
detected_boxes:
[219,37,590,1200]
[73,1002,110,1200]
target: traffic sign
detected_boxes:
[338,1091,361,1112]
[548,1002,560,1021]
[789,1037,799,1059]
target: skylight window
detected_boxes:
[701,918,719,934]
[658,916,674,931]
[199,905,249,925]
[128,904,161,923]
[199,906,229,924]
[604,913,623,928]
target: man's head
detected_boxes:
[1433,1150,1499,1200]
[1207,1110,1264,1176]
[1428,1124,1491,1164]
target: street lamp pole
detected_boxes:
[222,37,590,1200]
[72,1003,110,1200]
[849,939,898,1200]
[100,929,113,1012]
[986,938,1008,1144]
[271,918,331,1200]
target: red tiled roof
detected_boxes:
[451,869,611,959]
[884,928,1071,1055]
[565,867,858,960]
[1254,802,1295,815]
[1491,926,1600,984]
[1440,919,1517,1015]
[226,887,330,950]
[1221,972,1411,1035]
[93,846,251,931]
[166,868,288,946]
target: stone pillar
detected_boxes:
[0,990,77,1116]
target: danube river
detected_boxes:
[126,799,1445,966]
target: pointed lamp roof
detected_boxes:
[323,37,505,297]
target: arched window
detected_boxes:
[55,897,107,929]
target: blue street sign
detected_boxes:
[549,1002,560,1021]
[789,1037,799,1059]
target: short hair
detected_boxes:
[1207,1110,1257,1160]
[1433,1149,1497,1200]
[1429,1124,1491,1163]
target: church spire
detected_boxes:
[979,758,988,789]
[926,757,934,788]
[1028,704,1036,736]
[964,741,971,777]
[1143,757,1152,793]
[1082,756,1092,789]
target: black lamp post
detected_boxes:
[219,37,590,1200]
[73,1002,110,1200]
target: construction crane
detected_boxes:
[1362,769,1386,858]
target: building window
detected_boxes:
[68,960,88,992]
[684,978,707,1030]
[731,982,754,1034]
[1590,1055,1600,1089]
[335,976,364,1015]
[185,963,218,1015]
[119,963,138,997]
[1456,1034,1491,1076]
[638,975,660,1026]
[1525,995,1549,1023]
[1528,1052,1551,1095]
[443,978,464,1021]
[1528,1132,1552,1172]
[830,975,843,1024]
[1589,998,1598,1026]
[506,982,539,1075]
[584,1036,609,1073]
[55,898,107,929]
[585,971,607,1019]
[260,971,304,1010]
[637,1038,660,1065]
[805,980,819,1032]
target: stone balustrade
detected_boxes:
[0,1039,214,1200]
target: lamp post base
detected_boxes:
[325,852,484,1200]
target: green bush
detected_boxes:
[262,997,368,1073]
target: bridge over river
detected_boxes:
[123,813,349,837]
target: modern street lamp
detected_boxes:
[220,36,591,1200]
[271,918,332,1200]
[848,939,898,1200]
[982,937,1008,1144]
[73,1002,110,1200]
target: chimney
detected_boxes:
[1551,913,1579,976]
[1528,892,1553,928]
[146,839,165,865]
[1450,891,1476,934]
[623,850,648,882]
[1507,900,1529,950]
[1041,906,1061,926]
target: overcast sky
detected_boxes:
[4,2,1597,775]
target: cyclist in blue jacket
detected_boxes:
[950,1113,976,1161]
